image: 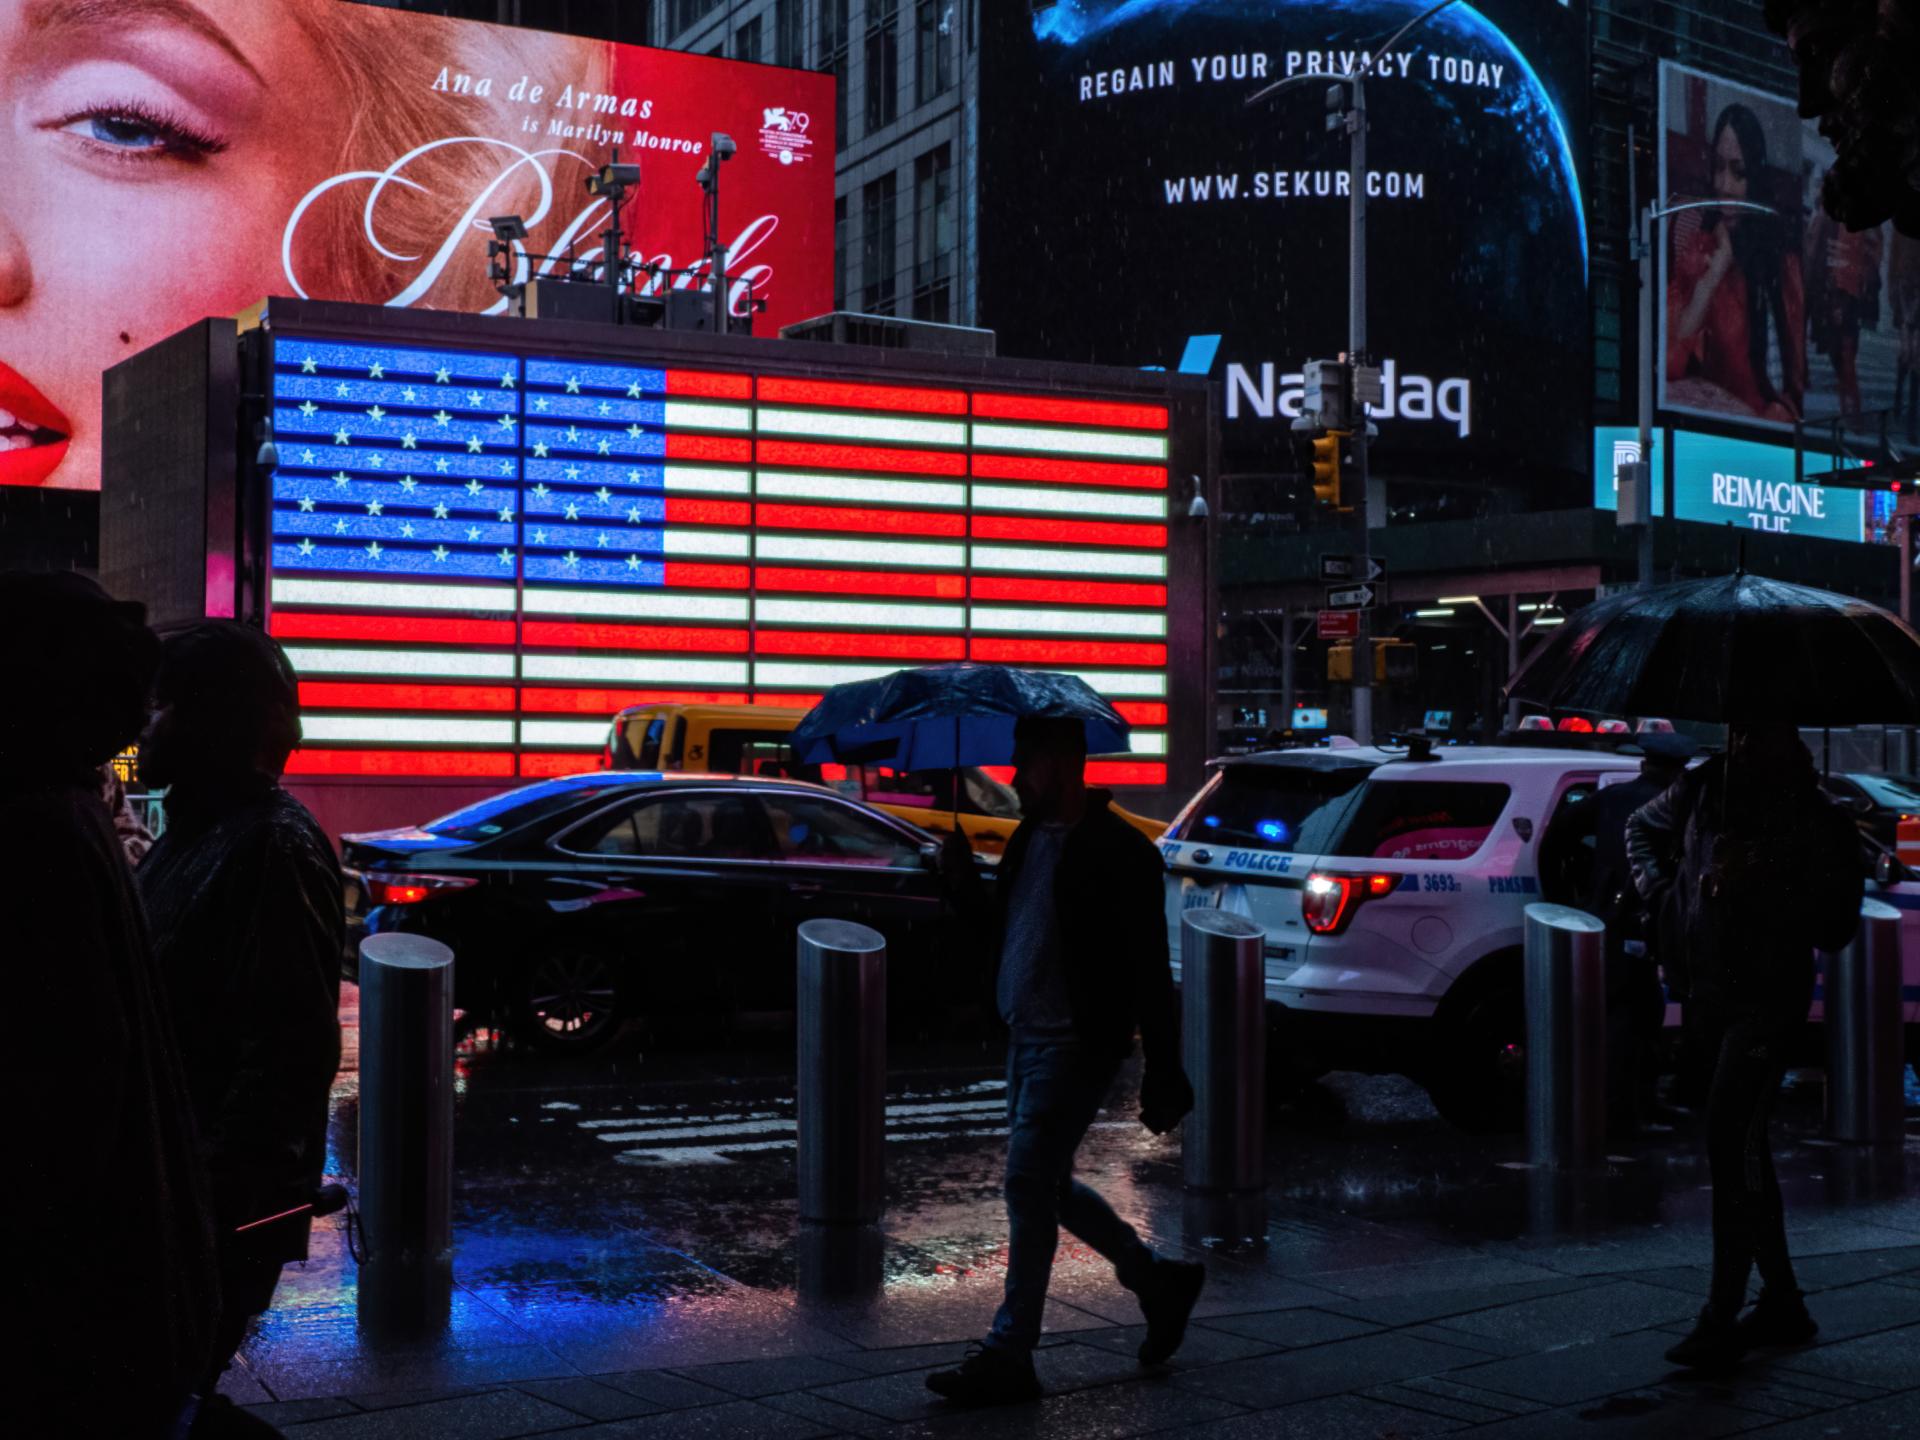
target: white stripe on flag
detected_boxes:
[753,660,909,688]
[281,646,516,679]
[660,529,751,557]
[521,718,621,747]
[756,408,966,447]
[521,654,751,684]
[755,597,966,630]
[969,545,1168,578]
[756,534,966,568]
[523,587,749,622]
[300,715,514,744]
[971,422,1169,460]
[663,466,752,494]
[968,606,1167,637]
[969,484,1167,519]
[755,471,966,508]
[272,577,515,614]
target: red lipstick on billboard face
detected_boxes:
[0,362,72,488]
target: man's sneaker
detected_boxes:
[1137,1260,1207,1365]
[1664,1306,1744,1370]
[1736,1289,1818,1349]
[925,1342,1042,1406]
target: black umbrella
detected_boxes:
[789,663,1132,770]
[1506,572,1920,726]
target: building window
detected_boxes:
[861,173,898,316]
[865,0,900,135]
[912,145,955,322]
[820,0,850,151]
[775,0,803,69]
[668,0,725,33]
[916,0,955,107]
[834,193,848,312]
[732,15,762,63]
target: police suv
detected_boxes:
[1162,741,1920,1132]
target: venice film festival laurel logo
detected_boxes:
[759,107,814,165]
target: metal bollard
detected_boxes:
[1523,904,1606,1171]
[1824,899,1904,1145]
[358,933,455,1328]
[796,918,887,1223]
[1181,910,1266,1195]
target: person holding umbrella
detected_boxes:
[1625,724,1861,1366]
[927,716,1201,1404]
[790,667,1201,1404]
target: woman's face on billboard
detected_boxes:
[0,0,329,487]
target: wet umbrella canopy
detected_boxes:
[789,663,1132,770]
[1506,573,1920,726]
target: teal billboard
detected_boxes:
[1592,427,1866,542]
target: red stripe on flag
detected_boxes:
[969,453,1166,490]
[755,630,966,660]
[520,752,604,778]
[522,621,750,653]
[1087,761,1166,787]
[972,514,1167,548]
[297,681,516,712]
[756,503,967,537]
[755,567,967,599]
[753,692,823,708]
[271,612,516,646]
[521,688,750,713]
[663,563,751,588]
[285,749,515,778]
[970,576,1168,607]
[1113,701,1169,725]
[665,434,752,462]
[665,369,752,399]
[757,440,968,475]
[759,376,967,415]
[971,392,1168,430]
[665,498,751,525]
[970,638,1167,666]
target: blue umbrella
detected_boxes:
[788,663,1132,772]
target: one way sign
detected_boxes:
[1320,554,1387,583]
[1324,584,1376,611]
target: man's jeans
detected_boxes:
[987,1041,1157,1354]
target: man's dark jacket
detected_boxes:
[1626,755,1862,1017]
[957,790,1182,1071]
[139,778,344,1264]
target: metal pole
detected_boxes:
[1637,206,1656,589]
[1523,904,1606,1170]
[1181,910,1266,1194]
[1506,594,1520,731]
[1349,76,1372,745]
[1279,610,1296,731]
[358,933,455,1327]
[1901,510,1912,628]
[796,918,886,1223]
[1824,899,1904,1145]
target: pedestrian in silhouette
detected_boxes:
[1627,723,1862,1368]
[0,573,218,1438]
[1587,734,1694,1134]
[136,622,343,1438]
[928,717,1200,1405]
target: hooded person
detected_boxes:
[1626,723,1863,1368]
[135,621,343,1436]
[0,572,218,1438]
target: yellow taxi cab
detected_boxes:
[605,701,1163,858]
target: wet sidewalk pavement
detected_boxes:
[226,990,1920,1437]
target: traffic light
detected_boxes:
[1310,430,1350,509]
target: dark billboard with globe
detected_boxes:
[977,0,1591,494]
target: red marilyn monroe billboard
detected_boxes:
[0,0,834,491]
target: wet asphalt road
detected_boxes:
[323,984,1920,1300]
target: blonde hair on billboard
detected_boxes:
[291,1,614,312]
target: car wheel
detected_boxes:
[1426,966,1526,1134]
[517,947,623,1054]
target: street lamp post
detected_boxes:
[1630,199,1772,587]
[1249,0,1459,743]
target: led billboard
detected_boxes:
[261,330,1185,787]
[0,0,833,492]
[1591,425,1866,541]
[977,0,1590,487]
[1656,61,1916,433]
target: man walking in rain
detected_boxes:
[1627,722,1861,1369]
[928,716,1201,1406]
[137,622,344,1439]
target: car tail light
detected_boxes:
[368,873,477,906]
[1302,871,1399,935]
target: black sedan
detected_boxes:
[342,771,981,1054]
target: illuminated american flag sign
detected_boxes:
[266,334,1181,786]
